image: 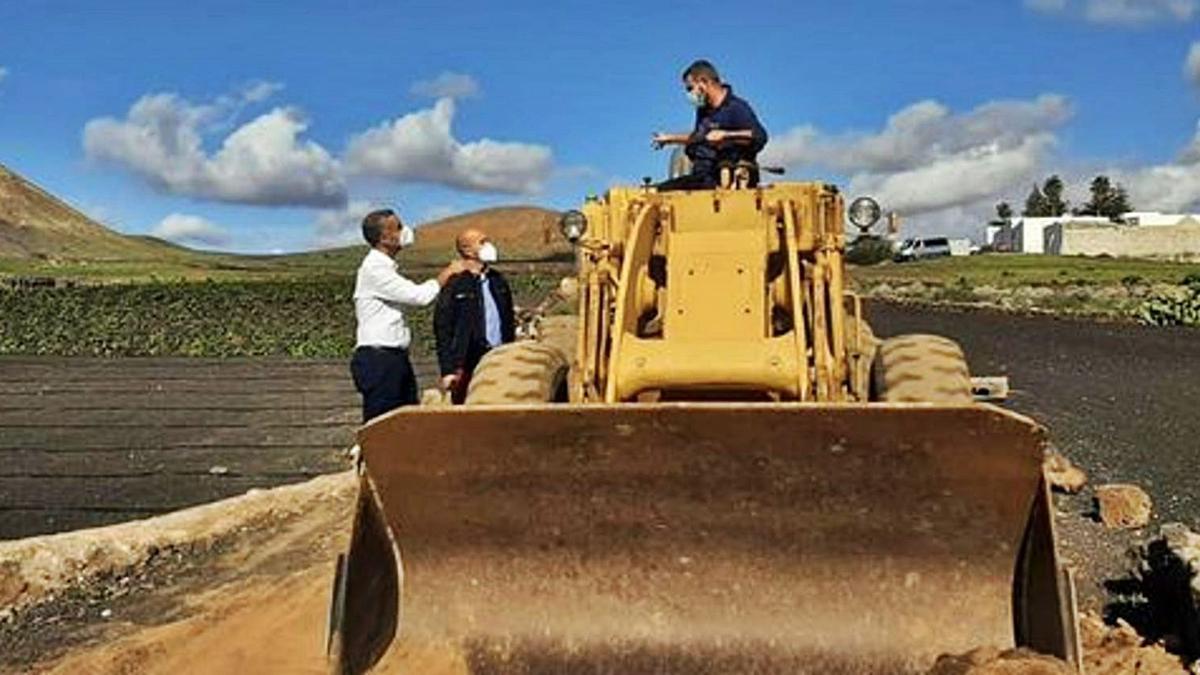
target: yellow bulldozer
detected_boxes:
[328,175,1080,673]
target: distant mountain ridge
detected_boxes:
[0,162,567,267]
[0,162,176,260]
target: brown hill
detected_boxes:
[283,206,570,271]
[412,206,569,260]
[0,163,169,261]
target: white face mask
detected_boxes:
[478,241,498,263]
[687,87,706,108]
[398,225,415,248]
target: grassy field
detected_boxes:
[0,272,563,358]
[851,254,1200,323]
[3,252,1197,360]
[852,254,1200,287]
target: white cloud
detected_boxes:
[422,205,459,223]
[1109,121,1200,210]
[344,97,553,195]
[410,72,481,100]
[313,199,376,247]
[762,94,1070,219]
[0,66,8,84]
[1186,42,1200,88]
[1026,0,1197,24]
[151,213,231,247]
[83,88,346,208]
[849,135,1057,216]
[1026,0,1068,9]
[1085,0,1196,22]
[239,80,284,103]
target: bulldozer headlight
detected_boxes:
[848,197,882,230]
[559,210,587,243]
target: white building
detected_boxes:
[1119,211,1194,227]
[995,215,1110,253]
[985,224,1004,248]
[1045,216,1200,259]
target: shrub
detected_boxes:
[845,236,894,266]
[1136,286,1200,327]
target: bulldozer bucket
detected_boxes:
[330,403,1077,674]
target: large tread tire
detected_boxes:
[537,314,578,361]
[464,341,569,405]
[871,334,973,403]
[848,320,878,401]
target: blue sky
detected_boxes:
[3,0,1200,251]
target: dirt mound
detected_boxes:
[926,647,1071,674]
[1079,612,1187,673]
[0,471,355,619]
[0,162,170,260]
[412,206,568,260]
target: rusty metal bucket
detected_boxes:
[329,403,1077,674]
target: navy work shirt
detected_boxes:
[686,86,768,178]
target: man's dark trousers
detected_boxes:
[350,346,418,422]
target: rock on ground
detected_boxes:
[1096,483,1153,530]
[1126,524,1200,660]
[0,471,356,619]
[1079,612,1188,674]
[1044,449,1088,494]
[926,647,1071,674]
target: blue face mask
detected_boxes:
[687,87,706,108]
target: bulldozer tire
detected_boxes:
[537,314,579,360]
[464,341,569,405]
[848,319,878,401]
[871,334,972,403]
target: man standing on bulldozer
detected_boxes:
[652,59,769,190]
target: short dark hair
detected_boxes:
[682,59,721,84]
[361,209,396,246]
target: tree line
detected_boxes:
[993,175,1132,222]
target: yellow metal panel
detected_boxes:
[665,230,764,342]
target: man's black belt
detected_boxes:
[355,345,408,354]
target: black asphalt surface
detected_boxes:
[0,358,428,540]
[866,302,1200,527]
[1,304,1197,543]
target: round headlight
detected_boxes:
[559,210,588,242]
[848,197,882,230]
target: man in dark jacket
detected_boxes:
[434,228,516,403]
[652,59,768,191]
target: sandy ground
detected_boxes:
[11,473,356,675]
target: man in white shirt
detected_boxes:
[351,208,465,422]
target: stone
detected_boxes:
[1095,483,1152,529]
[926,646,1071,675]
[420,388,450,407]
[1131,524,1200,657]
[557,276,579,301]
[1043,449,1088,494]
[1079,612,1185,674]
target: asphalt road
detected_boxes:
[1,303,1197,542]
[866,302,1200,528]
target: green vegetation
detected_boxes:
[0,248,359,283]
[853,254,1200,322]
[844,236,894,266]
[853,254,1200,287]
[1136,277,1200,327]
[0,273,560,358]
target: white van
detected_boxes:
[894,237,952,262]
